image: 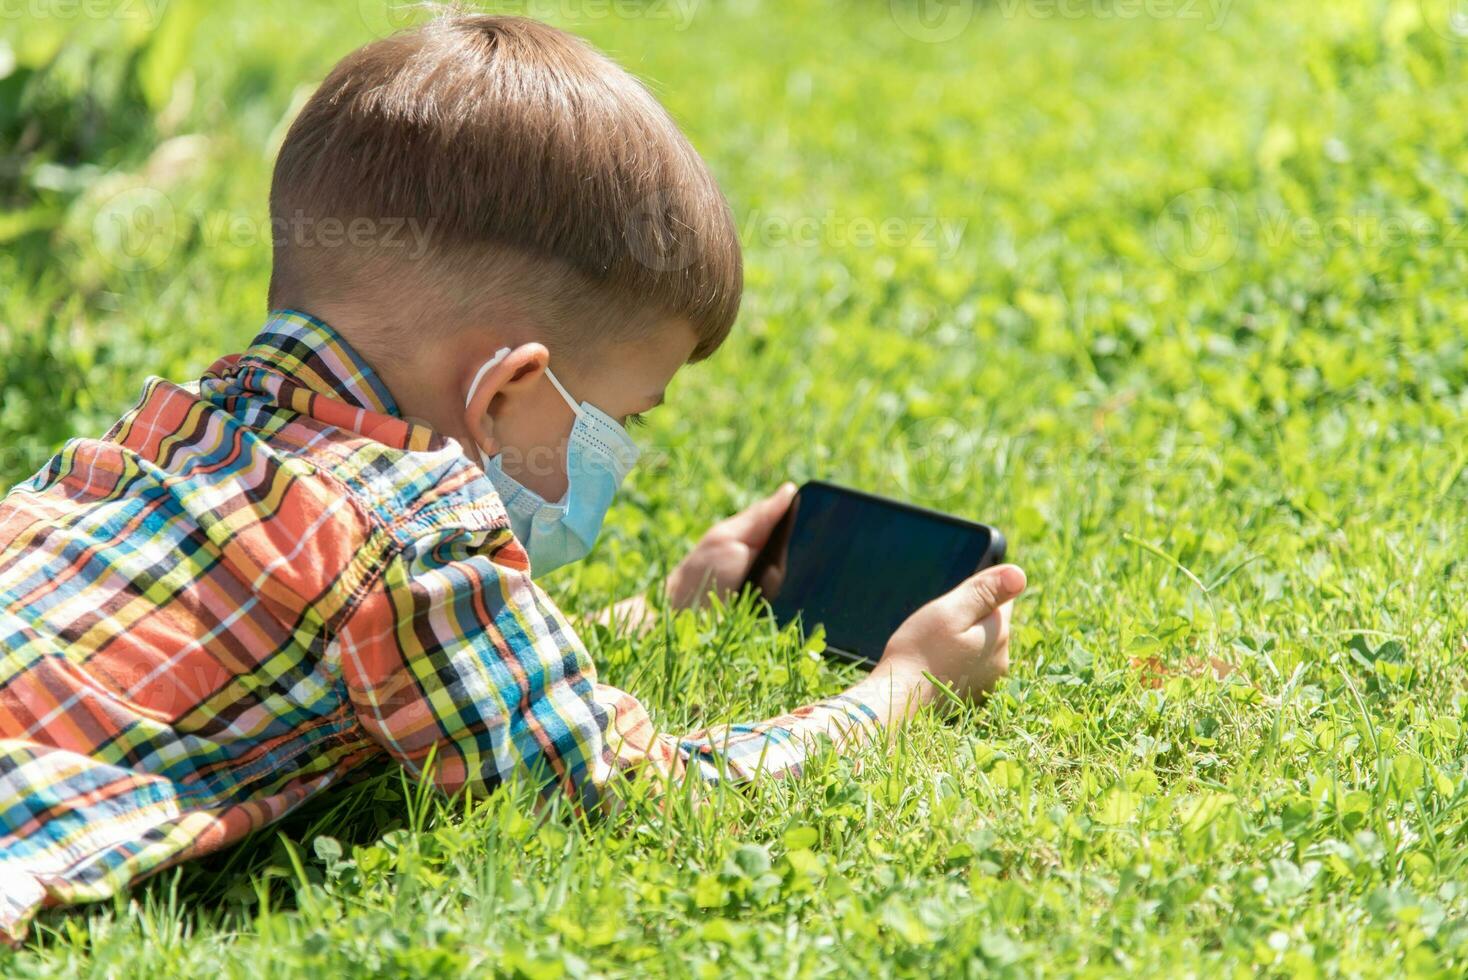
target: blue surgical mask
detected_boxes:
[464,348,641,576]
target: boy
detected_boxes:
[0,15,1024,939]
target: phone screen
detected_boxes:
[744,482,1005,666]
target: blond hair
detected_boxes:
[268,15,741,360]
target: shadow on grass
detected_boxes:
[23,767,414,949]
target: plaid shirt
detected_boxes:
[0,311,878,940]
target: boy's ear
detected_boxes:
[462,342,551,454]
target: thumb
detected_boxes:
[718,482,797,543]
[945,564,1026,626]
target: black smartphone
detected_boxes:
[743,481,1007,667]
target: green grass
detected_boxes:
[5,0,1468,974]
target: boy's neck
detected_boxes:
[276,298,494,446]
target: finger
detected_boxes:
[757,561,786,598]
[965,606,1012,686]
[962,599,1012,645]
[944,564,1026,626]
[716,482,797,543]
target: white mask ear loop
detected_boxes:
[465,347,512,410]
[542,365,585,419]
[464,349,584,422]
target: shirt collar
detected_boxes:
[237,310,402,417]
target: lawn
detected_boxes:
[4,0,1468,975]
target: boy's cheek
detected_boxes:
[495,442,572,499]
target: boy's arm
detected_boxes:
[334,518,1020,812]
[592,566,1020,789]
[590,657,946,786]
[593,484,799,632]
[330,519,877,808]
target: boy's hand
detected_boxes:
[869,564,1026,708]
[666,482,797,610]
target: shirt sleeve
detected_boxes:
[333,522,882,813]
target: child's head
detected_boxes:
[267,15,741,523]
